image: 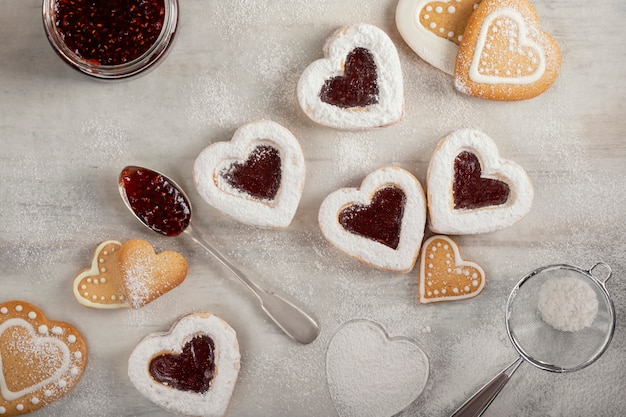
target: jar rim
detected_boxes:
[42,0,179,80]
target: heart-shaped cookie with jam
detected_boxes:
[297,23,404,130]
[454,0,561,100]
[427,129,533,234]
[193,119,305,229]
[318,167,426,273]
[118,239,188,309]
[73,239,187,310]
[128,312,240,417]
[418,235,485,303]
[396,0,483,75]
[0,301,87,416]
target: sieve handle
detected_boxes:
[450,358,523,417]
[589,262,612,284]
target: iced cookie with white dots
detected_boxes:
[396,0,483,75]
[418,235,485,303]
[297,23,404,130]
[454,0,561,100]
[0,300,87,416]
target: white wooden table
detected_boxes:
[1,0,624,416]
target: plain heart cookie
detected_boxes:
[418,235,485,303]
[454,0,561,100]
[396,0,483,75]
[326,319,429,417]
[128,312,240,417]
[193,120,305,228]
[427,128,533,234]
[297,23,404,130]
[318,167,426,273]
[0,300,87,416]
[118,239,188,309]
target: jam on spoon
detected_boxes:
[119,166,191,237]
[118,166,320,345]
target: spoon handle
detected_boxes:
[185,224,320,344]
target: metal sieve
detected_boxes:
[451,262,616,417]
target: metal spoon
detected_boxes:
[118,165,320,344]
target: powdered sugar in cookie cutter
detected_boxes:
[451,262,616,417]
[326,319,429,417]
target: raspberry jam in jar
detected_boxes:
[42,0,178,80]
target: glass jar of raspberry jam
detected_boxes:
[42,0,178,80]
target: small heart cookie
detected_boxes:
[326,319,429,417]
[297,23,404,130]
[193,120,305,228]
[396,0,483,75]
[454,0,561,100]
[318,167,426,273]
[128,312,240,417]
[72,240,130,309]
[427,129,533,234]
[0,301,87,416]
[118,239,188,309]
[418,235,485,303]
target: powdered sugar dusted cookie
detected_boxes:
[193,120,305,228]
[454,0,561,100]
[73,240,130,309]
[427,128,533,234]
[418,235,485,303]
[396,0,482,75]
[118,239,188,309]
[319,167,426,273]
[0,300,87,416]
[297,23,404,130]
[128,312,240,417]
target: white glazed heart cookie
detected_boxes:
[0,300,87,416]
[128,312,240,417]
[454,0,561,100]
[427,128,533,234]
[297,23,404,130]
[318,167,426,273]
[193,120,305,228]
[396,0,483,75]
[73,239,188,309]
[418,235,485,303]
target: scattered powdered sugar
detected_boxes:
[538,276,598,332]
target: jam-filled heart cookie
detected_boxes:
[297,23,404,130]
[454,0,561,100]
[0,301,87,416]
[427,129,533,234]
[128,312,240,417]
[193,120,305,228]
[73,239,187,309]
[418,235,485,303]
[396,0,482,75]
[318,167,426,273]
